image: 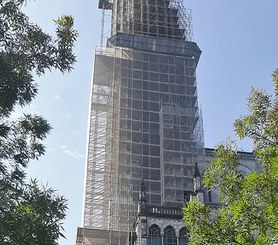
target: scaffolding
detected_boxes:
[78,0,203,244]
[110,0,193,41]
[82,47,135,242]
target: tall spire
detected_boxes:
[194,162,201,178]
[139,178,147,203]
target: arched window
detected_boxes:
[163,226,177,245]
[148,224,161,245]
[179,228,190,245]
[238,170,247,179]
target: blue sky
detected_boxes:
[20,1,278,244]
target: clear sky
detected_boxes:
[20,0,278,244]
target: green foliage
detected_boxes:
[183,69,278,244]
[203,141,241,203]
[0,0,78,243]
[0,180,67,245]
[0,0,78,116]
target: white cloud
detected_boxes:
[54,95,60,100]
[60,145,84,159]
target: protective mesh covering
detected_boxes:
[79,0,203,244]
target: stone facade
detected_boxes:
[132,148,258,244]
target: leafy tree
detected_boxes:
[183,70,278,245]
[0,0,78,243]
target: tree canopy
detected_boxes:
[0,0,78,243]
[183,69,278,245]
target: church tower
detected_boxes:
[76,0,204,244]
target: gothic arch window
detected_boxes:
[238,170,247,179]
[148,224,162,245]
[179,228,190,245]
[237,165,251,178]
[163,226,177,245]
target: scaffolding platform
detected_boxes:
[98,0,112,10]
